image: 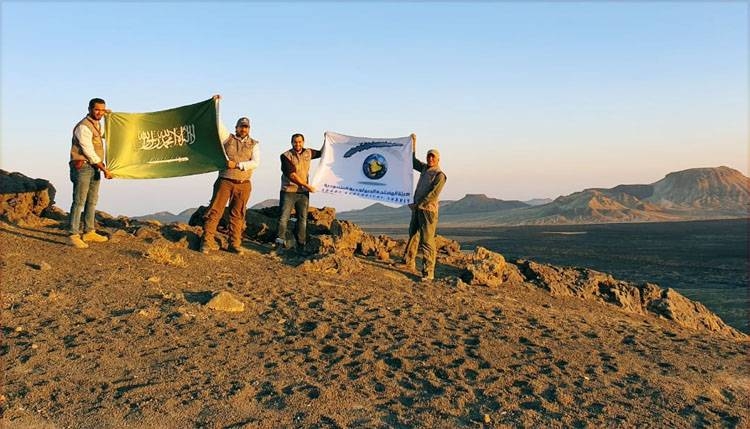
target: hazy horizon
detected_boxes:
[2,2,747,217]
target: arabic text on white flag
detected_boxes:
[311,132,413,204]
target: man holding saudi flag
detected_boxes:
[200,114,260,255]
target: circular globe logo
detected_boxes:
[362,153,388,180]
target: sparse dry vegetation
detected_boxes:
[144,243,187,267]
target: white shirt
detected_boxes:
[74,121,102,164]
[219,122,259,171]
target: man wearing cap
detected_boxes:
[201,115,260,255]
[403,133,447,281]
[275,133,322,255]
[68,97,113,249]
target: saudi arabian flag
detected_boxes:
[105,97,226,179]
[311,131,413,205]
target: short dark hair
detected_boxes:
[291,133,305,143]
[88,98,106,109]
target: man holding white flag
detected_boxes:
[275,133,322,254]
[402,134,447,281]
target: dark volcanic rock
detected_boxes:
[245,210,277,243]
[0,170,56,223]
[96,211,132,230]
[518,260,744,338]
[161,223,203,250]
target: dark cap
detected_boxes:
[236,117,250,127]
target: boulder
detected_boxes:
[188,205,208,227]
[96,211,131,230]
[462,246,524,287]
[42,205,67,221]
[0,170,56,223]
[302,255,363,276]
[646,288,742,338]
[330,219,365,256]
[305,234,336,255]
[307,206,336,234]
[244,209,277,243]
[161,223,203,249]
[519,261,614,298]
[436,235,461,256]
[134,226,162,241]
[206,291,245,312]
[358,233,380,256]
[107,229,132,243]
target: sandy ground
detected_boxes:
[1,221,748,428]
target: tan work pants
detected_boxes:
[404,208,438,276]
[203,178,251,247]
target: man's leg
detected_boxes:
[418,210,438,280]
[228,182,251,252]
[402,209,420,269]
[81,170,108,243]
[202,178,232,252]
[68,164,92,248]
[276,192,294,248]
[294,193,309,248]
[82,169,101,233]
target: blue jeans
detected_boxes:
[68,163,101,235]
[277,191,309,248]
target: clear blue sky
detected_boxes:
[2,2,747,216]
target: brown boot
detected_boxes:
[397,259,417,272]
[228,243,246,255]
[200,237,219,254]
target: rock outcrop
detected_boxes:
[0,170,56,224]
[518,260,744,339]
[460,247,525,287]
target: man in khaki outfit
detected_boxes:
[403,133,446,281]
[201,115,260,255]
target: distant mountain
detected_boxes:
[338,203,411,227]
[134,199,282,224]
[523,198,553,206]
[340,166,749,227]
[339,194,530,226]
[647,166,749,211]
[133,208,197,224]
[251,199,279,210]
[441,194,529,214]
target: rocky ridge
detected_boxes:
[1,170,748,427]
[1,170,744,339]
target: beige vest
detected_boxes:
[220,135,258,182]
[414,166,446,209]
[70,116,104,163]
[280,148,314,193]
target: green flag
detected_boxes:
[105,98,226,179]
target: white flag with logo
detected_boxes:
[311,131,413,204]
